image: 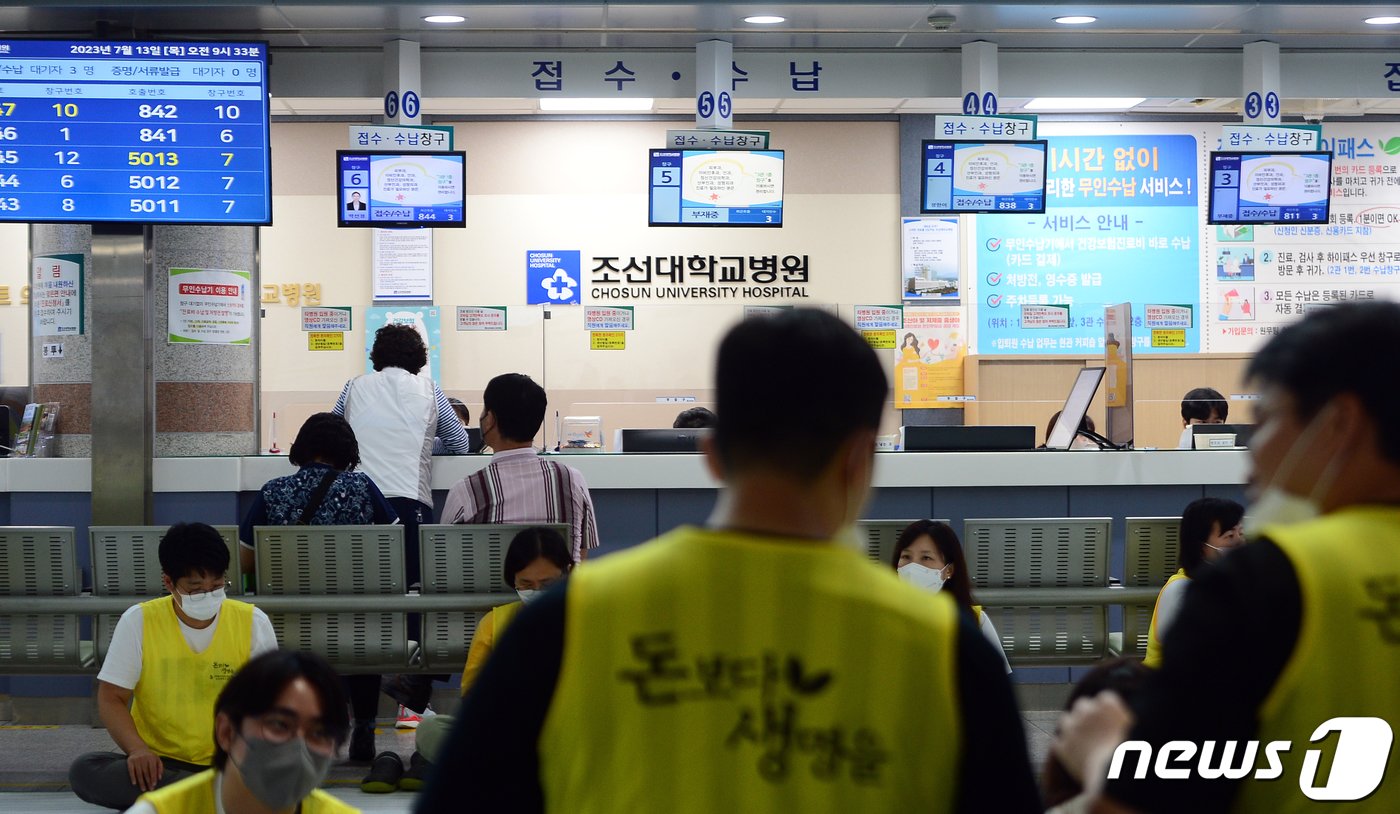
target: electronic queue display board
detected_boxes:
[920,140,1048,214]
[649,149,784,227]
[1208,151,1333,225]
[337,151,466,228]
[0,40,270,225]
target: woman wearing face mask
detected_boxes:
[364,527,577,793]
[892,520,1011,674]
[1143,497,1245,668]
[124,649,358,814]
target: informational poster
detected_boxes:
[168,268,252,345]
[894,307,966,409]
[901,217,960,302]
[365,306,441,378]
[853,305,903,330]
[973,133,1201,354]
[584,305,635,331]
[301,307,352,332]
[1021,304,1069,329]
[863,330,896,349]
[308,332,344,351]
[456,306,507,331]
[372,229,433,301]
[590,331,626,350]
[31,253,83,338]
[1206,123,1400,352]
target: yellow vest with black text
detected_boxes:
[141,769,359,814]
[1143,568,1190,668]
[131,596,254,766]
[539,527,964,813]
[1231,507,1400,812]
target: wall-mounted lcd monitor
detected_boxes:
[0,39,271,225]
[920,140,1048,214]
[649,149,784,227]
[1208,151,1333,225]
[337,150,465,228]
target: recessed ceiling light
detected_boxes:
[1023,97,1146,111]
[1053,15,1098,25]
[422,14,466,24]
[1365,16,1400,25]
[743,15,786,24]
[539,97,655,112]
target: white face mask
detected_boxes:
[516,588,541,605]
[1244,402,1341,537]
[1178,425,1196,450]
[176,587,225,621]
[898,562,947,594]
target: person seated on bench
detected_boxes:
[1142,497,1245,667]
[124,650,358,814]
[893,519,1012,673]
[70,523,278,811]
[366,527,576,794]
[239,412,399,762]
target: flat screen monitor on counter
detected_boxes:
[648,149,784,227]
[337,150,465,228]
[617,428,710,453]
[1207,151,1333,225]
[920,140,1048,214]
[0,39,271,225]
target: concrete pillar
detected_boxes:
[30,224,94,457]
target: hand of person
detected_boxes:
[1053,691,1134,789]
[127,748,163,791]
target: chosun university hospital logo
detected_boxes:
[541,268,578,301]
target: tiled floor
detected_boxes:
[0,715,1059,812]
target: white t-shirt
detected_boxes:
[97,601,278,691]
[978,611,1013,674]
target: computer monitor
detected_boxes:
[1045,367,1106,450]
[618,428,710,453]
[466,427,483,454]
[902,425,1036,452]
[1191,423,1255,449]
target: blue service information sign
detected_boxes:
[976,134,1201,355]
[0,40,271,225]
[1207,152,1332,225]
[527,250,582,305]
[921,140,1048,214]
[648,149,784,227]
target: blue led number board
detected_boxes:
[0,40,271,225]
[337,151,466,228]
[649,149,784,227]
[1208,151,1333,225]
[920,140,1048,215]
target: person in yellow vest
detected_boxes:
[69,523,279,810]
[366,526,575,793]
[124,650,359,814]
[892,519,1012,673]
[415,308,1041,813]
[1055,300,1400,812]
[1142,497,1244,668]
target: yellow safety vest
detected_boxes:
[141,769,359,814]
[460,601,523,697]
[539,526,963,813]
[1230,507,1400,812]
[131,596,254,766]
[1143,568,1190,668]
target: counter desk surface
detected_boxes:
[0,449,1249,493]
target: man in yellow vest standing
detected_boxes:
[417,309,1040,813]
[1056,300,1400,812]
[69,523,278,810]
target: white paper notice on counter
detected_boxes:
[372,228,433,301]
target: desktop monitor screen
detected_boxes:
[0,39,272,225]
[920,140,1048,214]
[619,428,710,453]
[1208,151,1333,225]
[1191,423,1256,449]
[337,150,466,228]
[1046,367,1106,450]
[648,149,784,226]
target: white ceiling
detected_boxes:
[12,3,1400,117]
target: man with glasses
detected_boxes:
[70,523,278,810]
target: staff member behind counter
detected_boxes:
[418,309,1040,814]
[1056,301,1400,812]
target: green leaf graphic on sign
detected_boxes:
[1382,137,1400,155]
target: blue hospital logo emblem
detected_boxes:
[528,250,582,305]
